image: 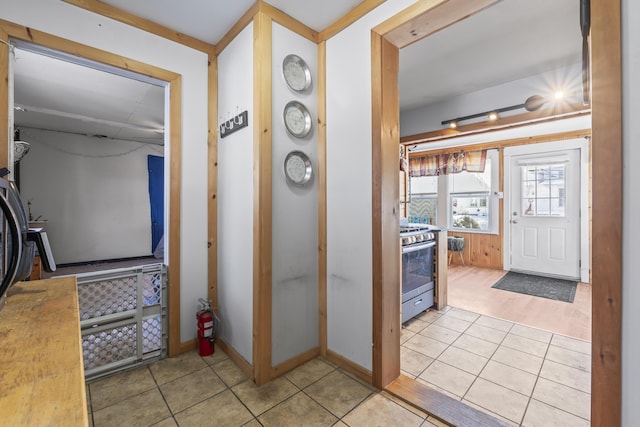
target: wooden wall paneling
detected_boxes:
[0,27,8,172]
[317,41,328,357]
[319,0,387,41]
[590,0,622,424]
[0,20,185,357]
[252,11,273,386]
[446,232,502,270]
[371,32,401,390]
[208,55,218,310]
[62,0,215,55]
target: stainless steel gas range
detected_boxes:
[400,223,436,323]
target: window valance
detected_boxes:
[409,149,487,177]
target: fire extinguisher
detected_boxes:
[196,298,217,357]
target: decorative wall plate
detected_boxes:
[283,100,312,138]
[282,54,312,92]
[284,151,313,186]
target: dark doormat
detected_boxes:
[491,271,577,303]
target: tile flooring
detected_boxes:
[87,305,591,426]
[401,306,591,426]
[87,347,448,426]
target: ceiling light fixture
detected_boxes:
[441,94,547,128]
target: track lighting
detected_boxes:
[441,94,547,128]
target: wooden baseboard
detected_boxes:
[216,338,254,380]
[178,339,196,354]
[271,347,321,379]
[325,349,372,385]
[386,375,511,427]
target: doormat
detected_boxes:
[491,271,577,303]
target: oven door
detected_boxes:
[401,241,435,301]
[401,241,435,323]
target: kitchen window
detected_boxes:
[408,149,498,234]
[449,159,493,231]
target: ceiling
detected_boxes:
[12,0,581,144]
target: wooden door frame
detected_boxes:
[0,20,184,357]
[371,1,622,425]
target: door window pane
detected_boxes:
[520,163,566,217]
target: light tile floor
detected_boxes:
[87,347,448,427]
[86,306,591,427]
[401,306,591,426]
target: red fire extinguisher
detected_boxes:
[196,298,216,357]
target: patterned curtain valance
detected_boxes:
[409,149,487,177]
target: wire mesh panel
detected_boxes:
[77,263,167,379]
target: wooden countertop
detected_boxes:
[0,277,88,426]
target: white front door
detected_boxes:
[509,149,580,279]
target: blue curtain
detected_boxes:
[147,155,164,253]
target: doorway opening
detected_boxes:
[371,0,621,425]
[0,27,183,356]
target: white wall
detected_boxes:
[400,63,582,137]
[622,0,640,423]
[19,128,161,264]
[325,0,414,370]
[271,23,319,366]
[3,0,209,343]
[217,24,254,363]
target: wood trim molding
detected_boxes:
[590,0,622,424]
[258,1,319,43]
[317,41,328,357]
[387,375,511,426]
[271,347,321,378]
[371,32,401,390]
[215,2,260,56]
[216,1,317,56]
[208,55,218,310]
[375,0,497,49]
[0,19,179,82]
[167,75,182,357]
[408,129,592,157]
[319,0,387,41]
[0,19,184,357]
[325,349,373,385]
[400,103,591,144]
[178,339,196,354]
[217,338,254,379]
[62,0,215,55]
[252,11,273,386]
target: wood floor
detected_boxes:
[446,265,591,341]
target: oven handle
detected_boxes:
[402,241,436,254]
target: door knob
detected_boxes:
[511,220,518,224]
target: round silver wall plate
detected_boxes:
[283,100,312,138]
[282,54,312,92]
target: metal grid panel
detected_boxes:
[77,264,166,379]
